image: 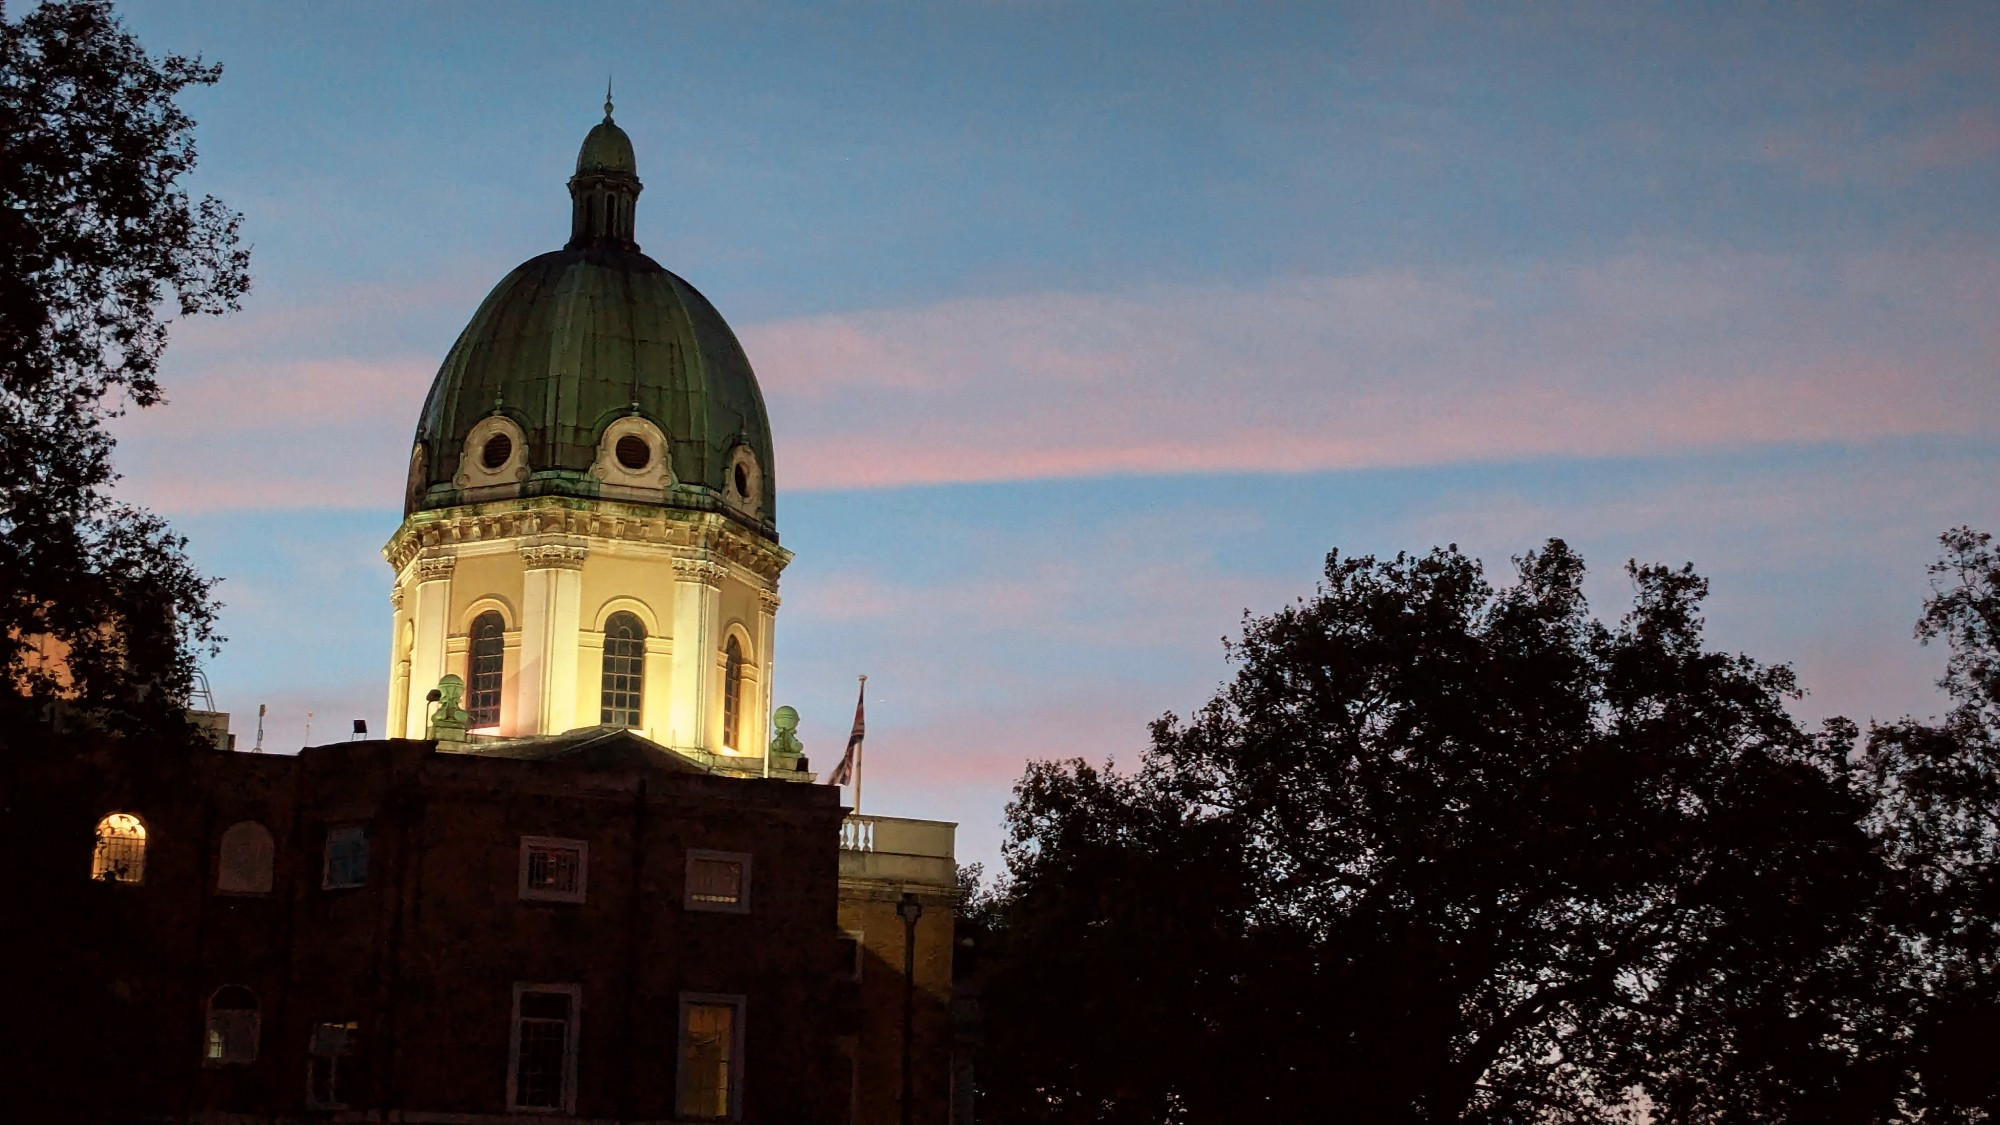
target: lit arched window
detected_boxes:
[469,611,505,729]
[601,612,646,728]
[216,821,275,895]
[205,985,260,1065]
[722,636,746,751]
[92,813,146,883]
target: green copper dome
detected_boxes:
[407,105,777,540]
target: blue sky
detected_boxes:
[107,2,2000,866]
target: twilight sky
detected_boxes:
[108,2,2000,868]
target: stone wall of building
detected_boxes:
[838,815,961,1124]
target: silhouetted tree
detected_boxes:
[0,3,247,1118]
[1,0,246,735]
[1867,527,2000,1121]
[980,542,1906,1123]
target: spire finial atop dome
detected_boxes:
[604,76,614,122]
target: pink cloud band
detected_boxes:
[112,248,2000,514]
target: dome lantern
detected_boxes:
[568,87,642,250]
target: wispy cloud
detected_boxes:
[753,248,1998,489]
[112,249,1999,513]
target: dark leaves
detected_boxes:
[0,0,246,736]
[981,541,1904,1124]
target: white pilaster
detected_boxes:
[386,585,411,739]
[670,558,724,751]
[404,556,454,737]
[517,539,588,735]
[756,589,780,763]
[642,634,672,743]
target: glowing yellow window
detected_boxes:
[92,813,146,884]
[677,997,742,1120]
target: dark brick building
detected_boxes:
[70,728,858,1122]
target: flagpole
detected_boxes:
[854,674,866,816]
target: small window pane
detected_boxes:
[528,847,579,894]
[600,612,645,728]
[323,825,369,889]
[468,611,505,729]
[93,813,146,884]
[520,992,571,1021]
[520,837,588,903]
[678,1001,737,1119]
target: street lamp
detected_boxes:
[898,892,924,1125]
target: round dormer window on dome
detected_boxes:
[593,415,672,498]
[456,414,528,496]
[725,445,762,518]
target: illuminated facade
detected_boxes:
[381,96,790,770]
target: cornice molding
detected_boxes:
[415,555,456,581]
[382,500,791,582]
[757,590,781,613]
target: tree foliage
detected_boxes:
[981,542,1906,1123]
[0,0,247,734]
[1866,527,2000,1121]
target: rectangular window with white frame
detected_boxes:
[508,983,580,1114]
[518,836,588,903]
[677,993,745,1121]
[685,849,750,913]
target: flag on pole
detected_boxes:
[828,675,865,789]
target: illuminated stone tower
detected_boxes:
[382,97,789,772]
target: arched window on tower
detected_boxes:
[469,611,505,730]
[722,637,746,751]
[600,612,645,728]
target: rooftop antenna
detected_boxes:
[305,710,314,747]
[254,704,266,753]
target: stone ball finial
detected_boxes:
[769,704,803,760]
